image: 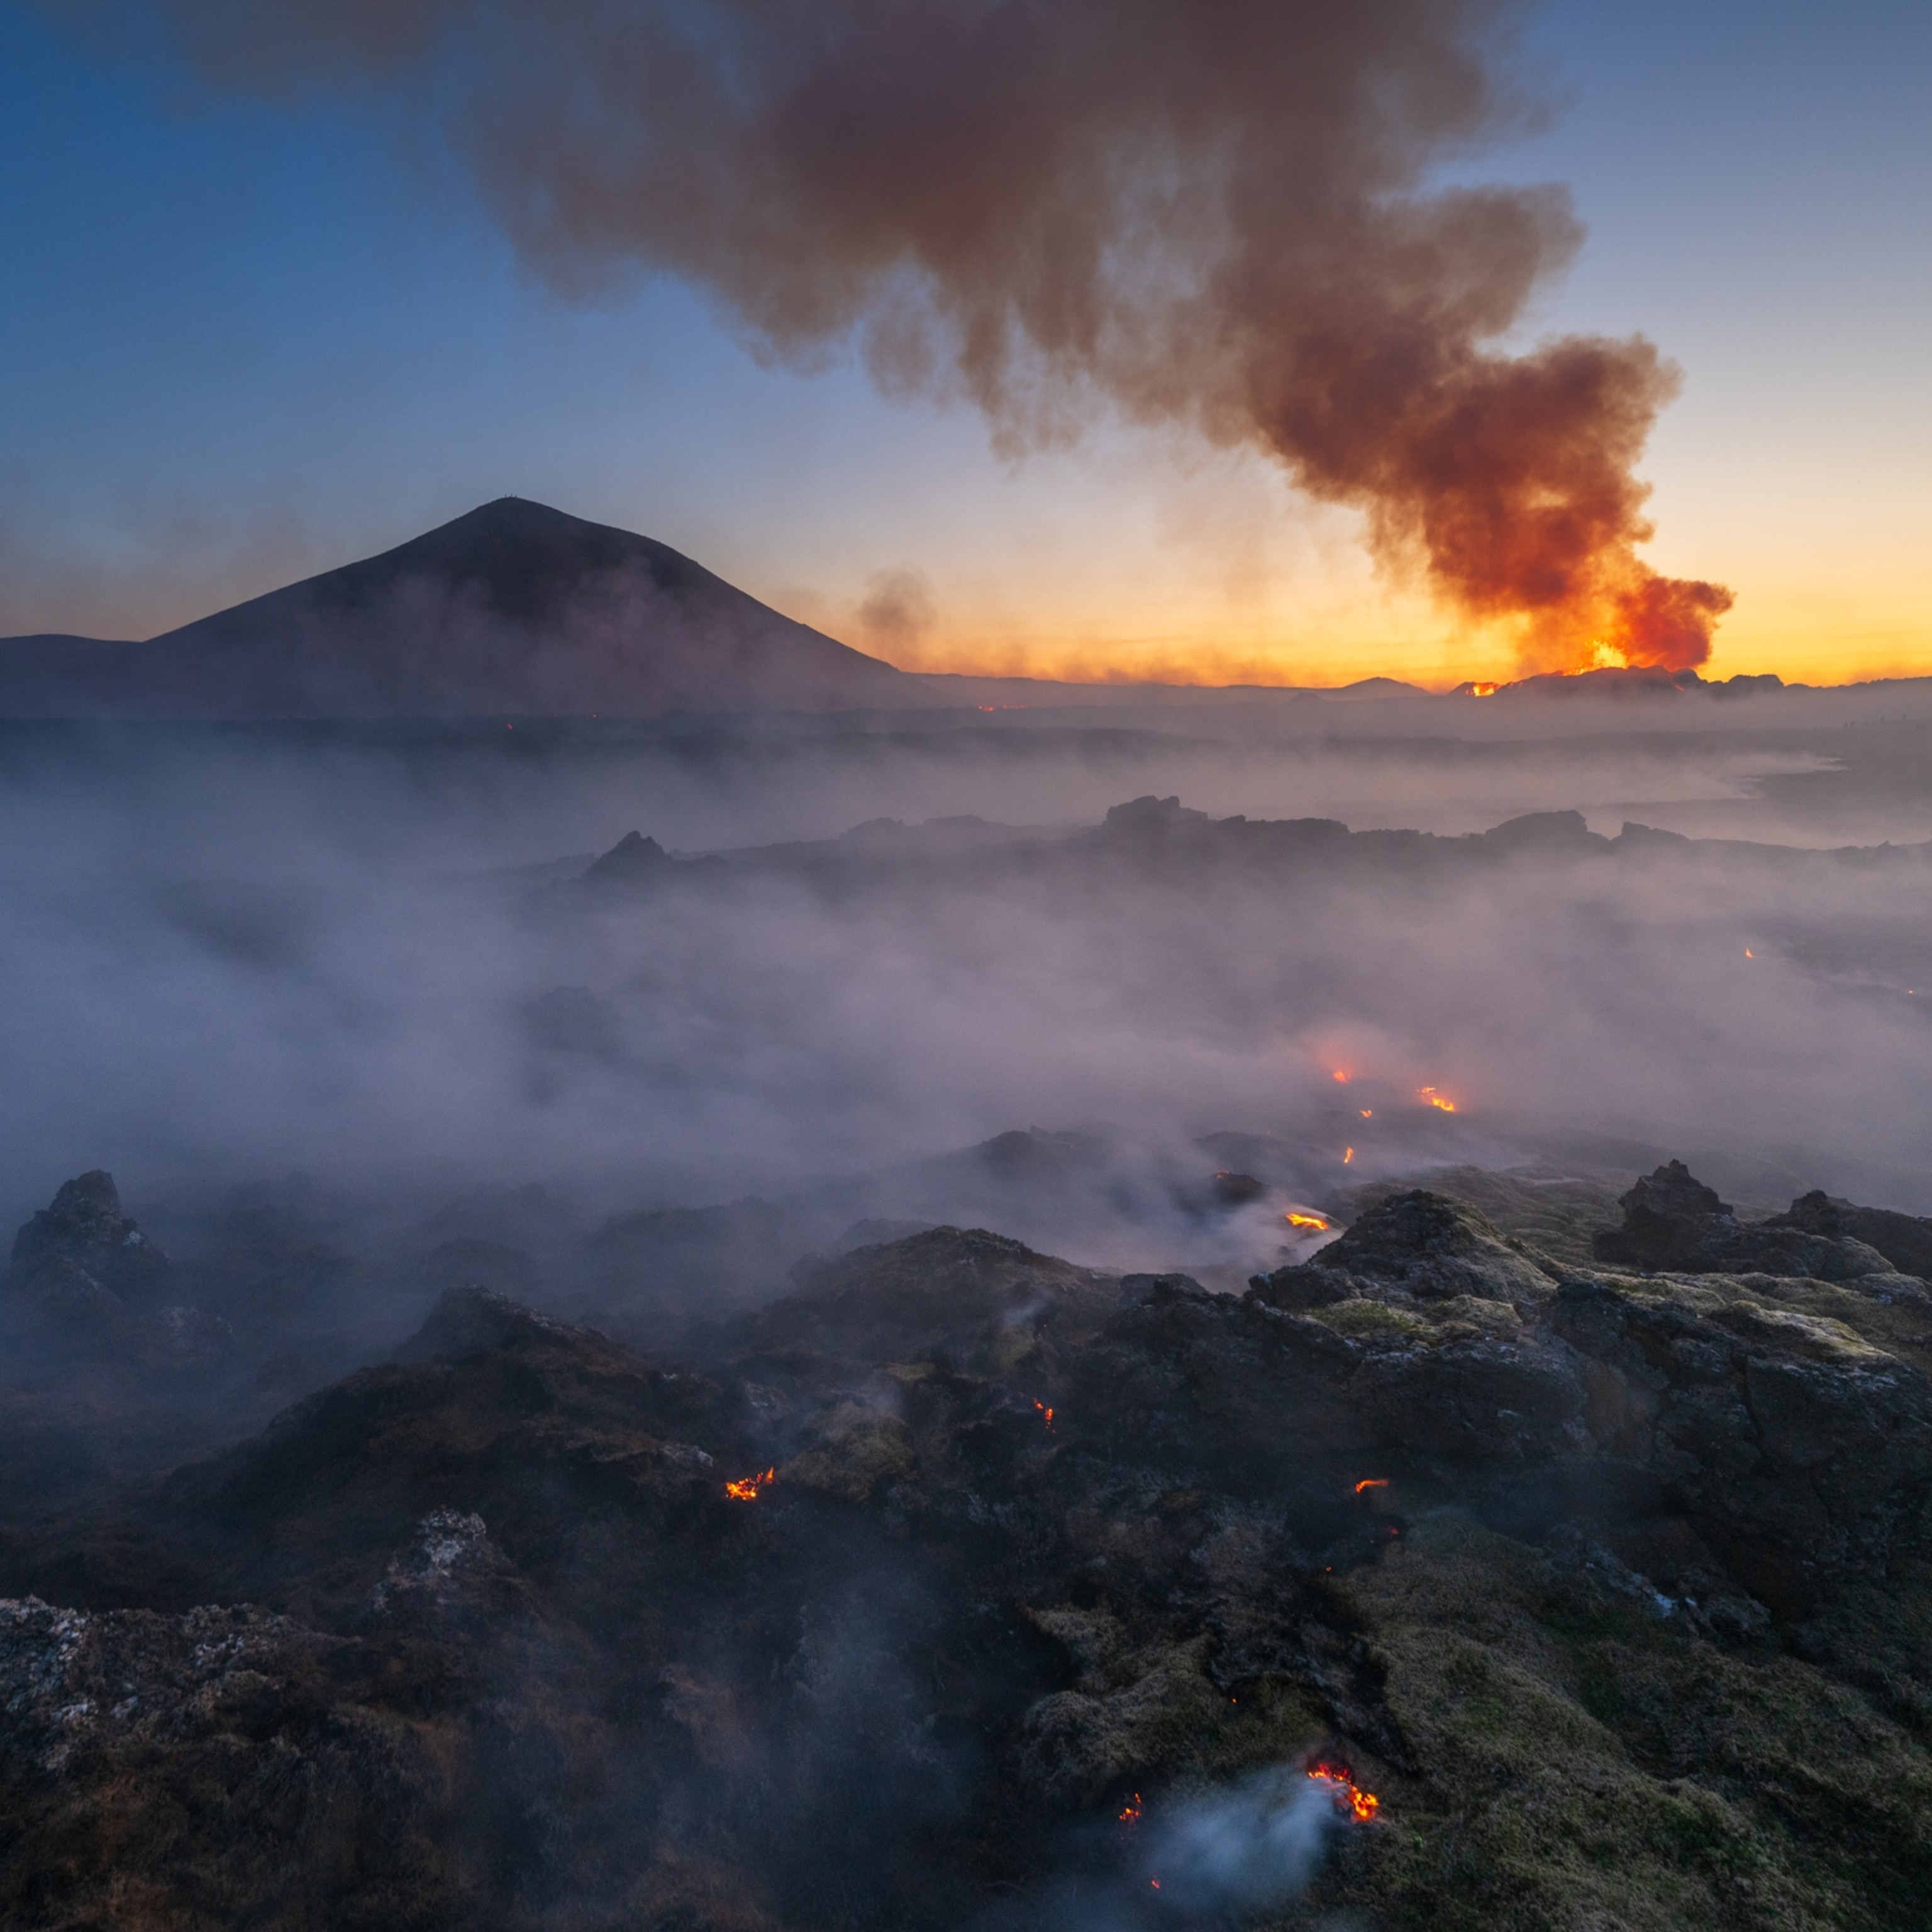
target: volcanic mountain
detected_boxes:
[0,497,914,718]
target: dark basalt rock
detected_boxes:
[6,1169,172,1308]
[1,1173,233,1366]
[1592,1160,1906,1281]
[1252,1188,1553,1309]
[9,1184,1932,1928]
[579,828,675,882]
[1550,1277,1932,1601]
[1772,1190,1932,1280]
[1591,1160,1735,1270]
[392,1281,587,1363]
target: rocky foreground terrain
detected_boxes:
[5,1163,1932,1929]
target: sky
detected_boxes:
[1,0,1928,689]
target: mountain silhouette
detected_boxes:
[0,499,912,718]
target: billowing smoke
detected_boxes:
[142,0,1731,672]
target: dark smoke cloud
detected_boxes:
[136,0,1732,673]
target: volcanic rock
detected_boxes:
[10,1197,1932,1927]
[1550,1275,1932,1602]
[579,828,675,882]
[0,1172,235,1369]
[392,1281,577,1362]
[1592,1160,1901,1280]
[6,1169,170,1307]
[1252,1189,1554,1310]
[738,1224,1119,1377]
[1772,1190,1932,1280]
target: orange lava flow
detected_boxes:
[1343,1147,1355,1165]
[1118,1793,1142,1824]
[1418,1087,1457,1113]
[1355,1478,1389,1494]
[1285,1211,1330,1231]
[1035,1400,1057,1432]
[725,1467,777,1502]
[1308,1763,1380,1823]
[1467,682,1502,697]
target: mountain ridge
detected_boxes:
[0,498,913,719]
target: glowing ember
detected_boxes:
[1418,1086,1456,1113]
[1034,1400,1057,1432]
[1118,1793,1142,1825]
[1331,1068,1351,1083]
[1360,1108,1373,1118]
[1354,1478,1389,1494]
[1308,1763,1380,1823]
[1745,948,1755,958]
[724,1467,777,1502]
[1285,1211,1330,1231]
[1343,1146,1355,1165]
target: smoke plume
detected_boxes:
[142,0,1733,672]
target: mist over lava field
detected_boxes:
[9,685,1932,1931]
[2,691,1928,1258]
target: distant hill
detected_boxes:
[0,499,914,718]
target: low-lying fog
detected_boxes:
[2,689,1929,1341]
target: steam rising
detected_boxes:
[144,0,1731,674]
[3,709,1929,1261]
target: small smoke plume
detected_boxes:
[856,567,938,662]
[990,1766,1340,1929]
[1141,1765,1338,1912]
[141,0,1731,672]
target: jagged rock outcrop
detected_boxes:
[579,828,675,882]
[1250,1189,1555,1310]
[8,1188,1932,1929]
[1772,1189,1932,1280]
[0,1171,231,1367]
[741,1224,1118,1375]
[6,1169,171,1306]
[1552,1277,1932,1601]
[1591,1160,1912,1282]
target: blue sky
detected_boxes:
[2,0,1928,684]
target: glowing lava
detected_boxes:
[725,1467,777,1502]
[1355,1478,1390,1494]
[1308,1763,1380,1823]
[1035,1400,1057,1432]
[1343,1147,1355,1165]
[1118,1794,1142,1825]
[1418,1087,1457,1113]
[1331,1068,1352,1083]
[1285,1211,1330,1231]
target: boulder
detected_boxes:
[1549,1278,1932,1597]
[6,1170,171,1307]
[1770,1191,1932,1282]
[1252,1190,1552,1310]
[1592,1162,1898,1280]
